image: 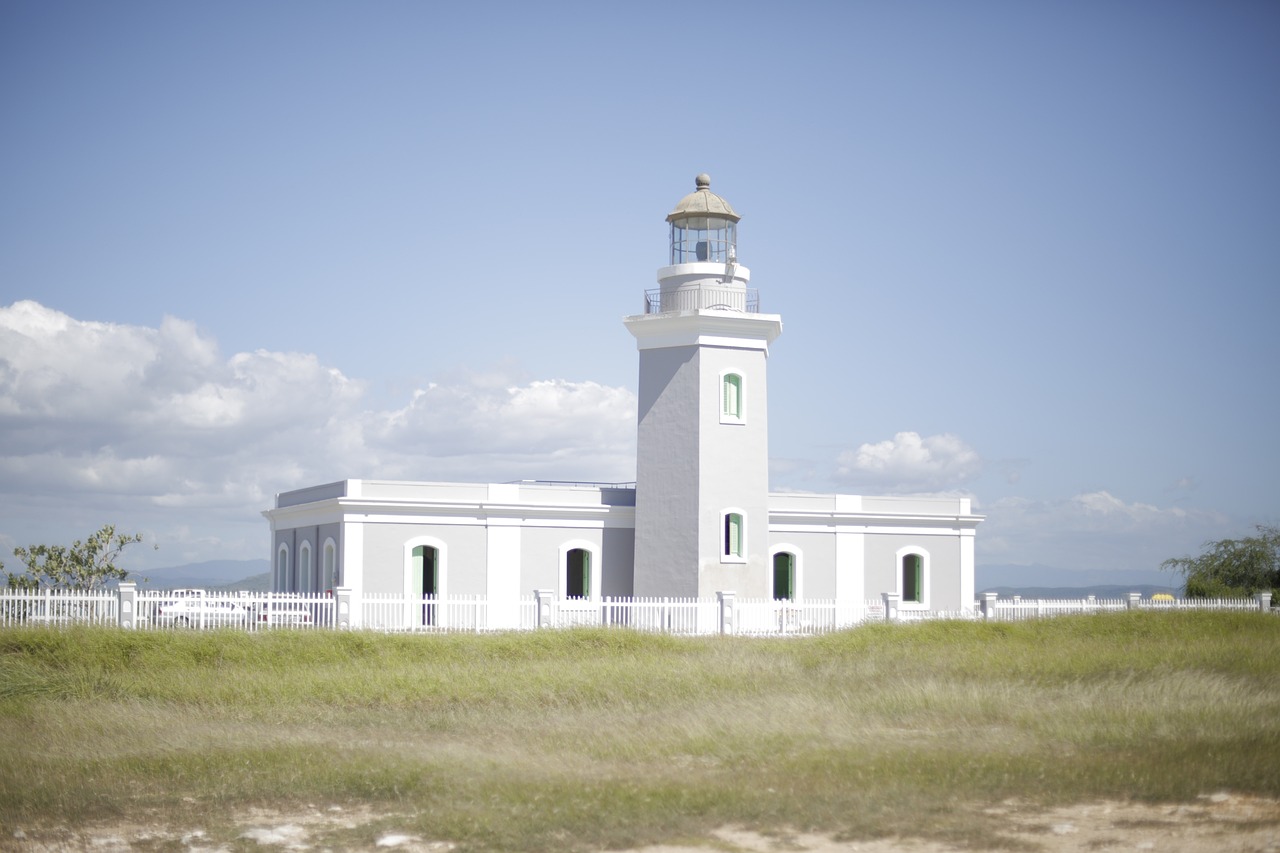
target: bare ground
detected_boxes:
[4,794,1278,852]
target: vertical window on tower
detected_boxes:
[724,512,744,560]
[721,372,743,423]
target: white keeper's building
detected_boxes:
[264,175,982,619]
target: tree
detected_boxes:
[1162,524,1280,598]
[5,525,145,591]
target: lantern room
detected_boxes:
[667,173,740,264]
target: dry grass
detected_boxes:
[1,612,1278,851]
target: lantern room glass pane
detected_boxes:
[670,217,737,264]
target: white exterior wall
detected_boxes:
[264,480,638,603]
[696,344,771,599]
[626,301,782,600]
[631,344,701,598]
[768,493,982,611]
[266,481,979,609]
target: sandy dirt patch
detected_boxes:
[5,793,1278,852]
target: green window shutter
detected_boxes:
[726,514,743,557]
[723,374,742,418]
[903,554,923,603]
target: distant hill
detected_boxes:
[213,572,271,592]
[130,559,270,590]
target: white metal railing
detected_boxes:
[644,285,760,314]
[0,587,1271,635]
[0,588,117,627]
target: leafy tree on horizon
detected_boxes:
[4,525,145,591]
[1162,524,1279,598]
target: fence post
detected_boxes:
[334,587,355,629]
[118,582,137,629]
[717,591,736,635]
[1255,592,1273,612]
[1127,592,1142,610]
[882,592,900,622]
[980,591,998,621]
[534,589,554,629]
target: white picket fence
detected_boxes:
[0,585,1272,635]
[975,592,1271,621]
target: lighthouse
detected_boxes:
[625,175,783,599]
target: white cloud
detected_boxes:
[977,490,1232,573]
[0,301,637,569]
[835,431,981,493]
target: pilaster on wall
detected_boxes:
[341,520,364,595]
[835,530,866,607]
[959,531,976,612]
[486,519,522,629]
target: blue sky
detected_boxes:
[2,1,1277,582]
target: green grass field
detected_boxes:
[1,612,1278,851]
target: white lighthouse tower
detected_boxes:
[625,175,783,599]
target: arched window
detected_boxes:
[413,545,439,597]
[902,552,924,604]
[322,539,337,594]
[275,544,289,592]
[299,542,313,593]
[566,548,591,599]
[721,371,743,422]
[773,552,796,601]
[558,541,600,601]
[723,512,744,560]
[404,537,448,629]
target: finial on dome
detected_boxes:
[695,173,711,191]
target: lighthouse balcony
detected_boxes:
[644,285,760,315]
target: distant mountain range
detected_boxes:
[130,559,1183,599]
[129,559,270,590]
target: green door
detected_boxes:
[773,552,795,601]
[567,549,590,599]
[414,546,439,625]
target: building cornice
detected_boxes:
[264,496,637,528]
[623,310,783,352]
[769,507,985,533]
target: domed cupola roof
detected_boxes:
[666,174,740,224]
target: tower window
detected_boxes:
[724,512,744,559]
[902,553,924,604]
[721,372,743,422]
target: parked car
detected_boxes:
[251,601,314,627]
[154,596,250,628]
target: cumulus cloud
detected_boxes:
[835,431,981,493]
[0,301,636,568]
